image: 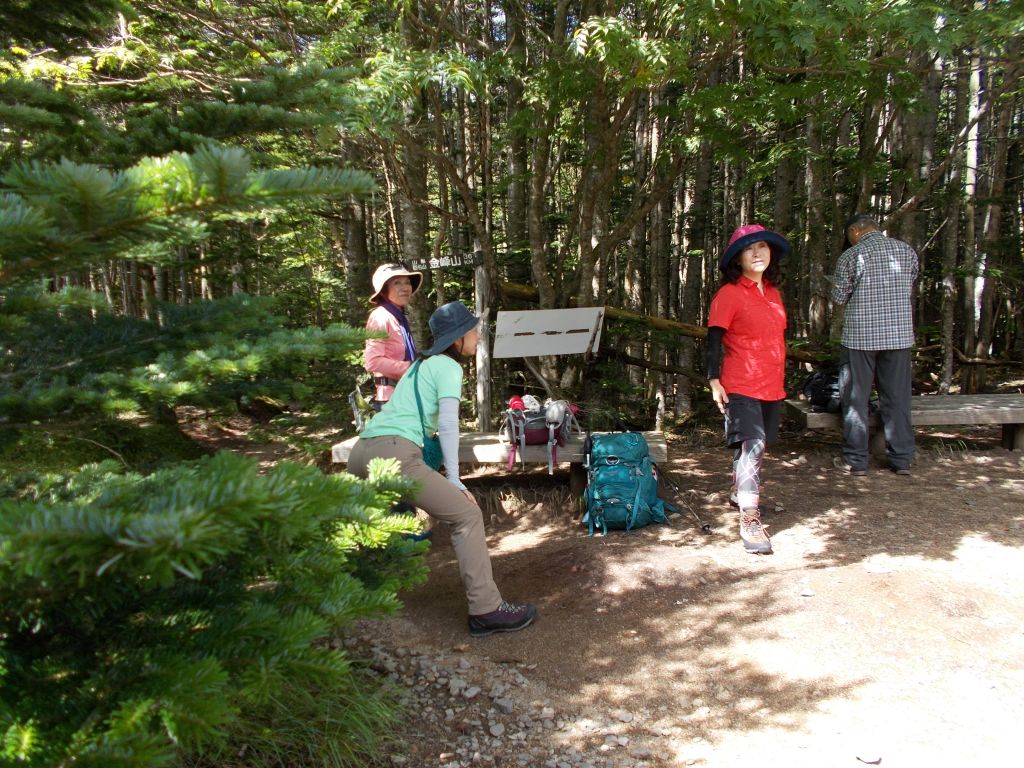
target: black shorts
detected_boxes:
[724,394,782,449]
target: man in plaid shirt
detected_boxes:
[830,215,920,476]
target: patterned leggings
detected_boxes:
[733,438,765,511]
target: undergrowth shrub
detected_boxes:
[0,451,428,767]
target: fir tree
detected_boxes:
[1,6,427,765]
[0,452,427,766]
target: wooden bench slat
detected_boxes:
[786,394,1024,428]
[332,430,668,465]
[785,393,1024,450]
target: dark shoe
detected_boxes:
[402,529,433,542]
[833,456,867,476]
[739,509,772,554]
[891,466,911,476]
[468,601,538,637]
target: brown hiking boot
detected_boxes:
[739,508,772,554]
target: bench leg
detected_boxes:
[569,462,588,518]
[1002,424,1024,451]
[569,462,587,499]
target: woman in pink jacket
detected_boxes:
[365,263,423,411]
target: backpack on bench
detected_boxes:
[582,431,675,535]
[801,369,841,413]
[801,367,880,415]
[502,395,581,474]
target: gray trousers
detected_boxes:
[347,435,503,615]
[839,346,914,471]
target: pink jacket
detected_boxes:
[364,305,413,402]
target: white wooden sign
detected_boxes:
[492,307,605,358]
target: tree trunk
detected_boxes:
[940,54,969,393]
[626,95,650,392]
[504,5,530,284]
[804,107,829,341]
[679,140,714,417]
[972,52,1018,390]
[499,281,822,363]
[337,200,369,328]
[399,10,431,342]
[960,54,982,392]
[828,110,854,343]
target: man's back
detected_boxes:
[831,230,918,350]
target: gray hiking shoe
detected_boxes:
[468,601,538,637]
[832,455,867,476]
[739,509,772,554]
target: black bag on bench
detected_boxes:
[802,369,841,413]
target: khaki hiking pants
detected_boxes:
[347,435,503,616]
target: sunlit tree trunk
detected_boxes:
[973,53,1018,389]
[961,53,981,392]
[940,54,969,393]
[805,107,829,341]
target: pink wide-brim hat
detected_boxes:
[720,224,790,271]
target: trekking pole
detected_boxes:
[658,469,712,534]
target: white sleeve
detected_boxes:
[437,397,466,491]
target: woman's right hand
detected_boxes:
[462,488,478,507]
[709,378,729,414]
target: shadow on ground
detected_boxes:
[373,425,1024,764]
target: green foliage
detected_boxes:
[0,0,128,51]
[0,451,427,767]
[0,286,369,423]
[0,146,376,282]
[0,419,206,490]
[0,4,437,766]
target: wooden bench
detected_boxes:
[785,393,1024,451]
[332,430,668,498]
[331,430,668,466]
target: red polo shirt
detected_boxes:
[708,277,787,401]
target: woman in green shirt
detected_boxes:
[348,301,537,638]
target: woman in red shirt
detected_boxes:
[706,224,790,555]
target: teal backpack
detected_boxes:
[582,432,676,535]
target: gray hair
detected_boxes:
[845,214,879,234]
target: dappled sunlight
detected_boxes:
[950,535,1024,588]
[490,523,568,553]
[530,553,864,755]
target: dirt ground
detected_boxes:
[356,424,1024,767]
[181,411,1024,766]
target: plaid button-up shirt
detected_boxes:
[830,230,919,350]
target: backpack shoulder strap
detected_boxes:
[505,408,528,470]
[502,410,516,471]
[547,421,557,475]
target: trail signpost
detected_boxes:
[408,250,485,272]
[492,307,605,359]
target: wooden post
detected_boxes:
[475,255,492,432]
